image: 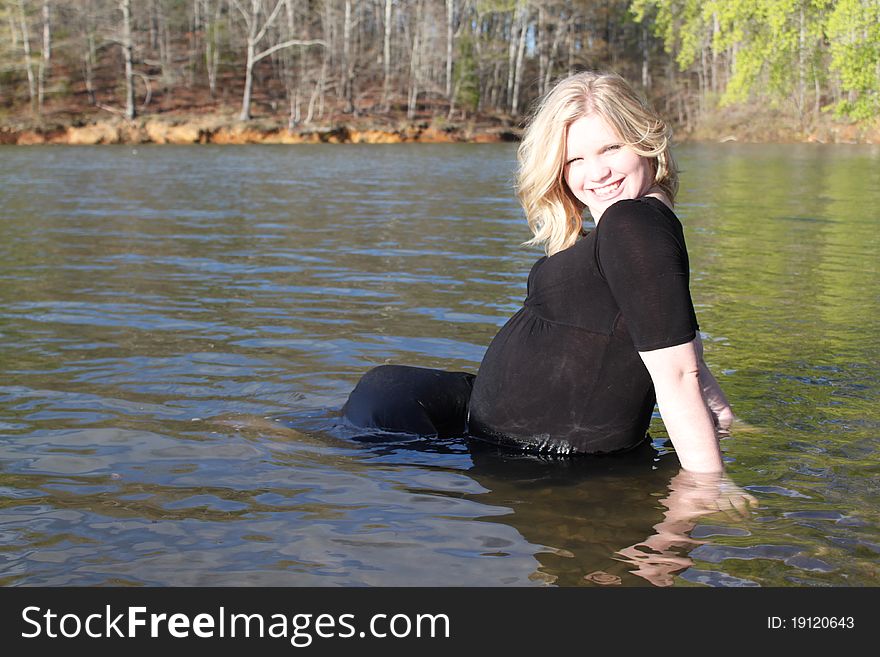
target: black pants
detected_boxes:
[342,365,475,437]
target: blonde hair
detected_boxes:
[518,71,678,255]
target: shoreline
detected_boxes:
[2,113,878,146]
[0,116,521,146]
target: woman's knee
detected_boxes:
[342,365,473,436]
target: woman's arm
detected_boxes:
[595,202,732,470]
[638,339,724,473]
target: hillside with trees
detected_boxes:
[1,0,878,144]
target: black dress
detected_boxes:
[468,196,699,454]
[342,196,699,454]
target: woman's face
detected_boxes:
[563,113,654,221]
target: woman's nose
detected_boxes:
[587,162,611,184]
[589,165,611,183]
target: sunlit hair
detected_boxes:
[517,71,678,255]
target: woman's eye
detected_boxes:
[566,157,583,165]
[604,144,622,152]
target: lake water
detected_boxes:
[0,143,878,587]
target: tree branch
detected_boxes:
[230,0,251,31]
[253,38,326,64]
[254,0,286,46]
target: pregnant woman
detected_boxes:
[343,71,735,475]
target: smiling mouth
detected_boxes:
[591,178,623,199]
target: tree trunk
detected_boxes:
[83,30,96,105]
[342,0,353,113]
[544,14,564,96]
[797,5,806,124]
[510,3,527,116]
[407,3,421,121]
[149,0,158,50]
[445,0,454,100]
[537,5,546,97]
[698,41,707,115]
[157,2,170,90]
[120,0,136,120]
[37,0,50,114]
[711,12,719,95]
[189,0,200,87]
[506,3,519,110]
[306,47,327,123]
[241,41,256,120]
[16,0,37,115]
[382,0,392,111]
[206,0,222,98]
[283,0,299,127]
[473,9,484,112]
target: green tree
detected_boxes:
[633,0,832,123]
[454,33,480,114]
[631,0,708,77]
[826,0,880,120]
[713,0,828,114]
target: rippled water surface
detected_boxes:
[1,143,878,586]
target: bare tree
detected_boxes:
[71,0,101,107]
[232,0,325,121]
[36,0,50,113]
[119,0,136,119]
[381,0,391,111]
[203,0,223,97]
[341,0,353,112]
[445,0,454,100]
[15,0,37,114]
[0,0,682,130]
[281,0,299,127]
[510,0,528,116]
[406,0,422,120]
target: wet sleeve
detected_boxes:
[595,199,699,351]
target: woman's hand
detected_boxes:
[663,470,758,520]
[614,469,758,586]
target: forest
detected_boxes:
[1,0,878,142]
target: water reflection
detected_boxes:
[462,439,756,586]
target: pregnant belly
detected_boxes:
[468,308,655,453]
